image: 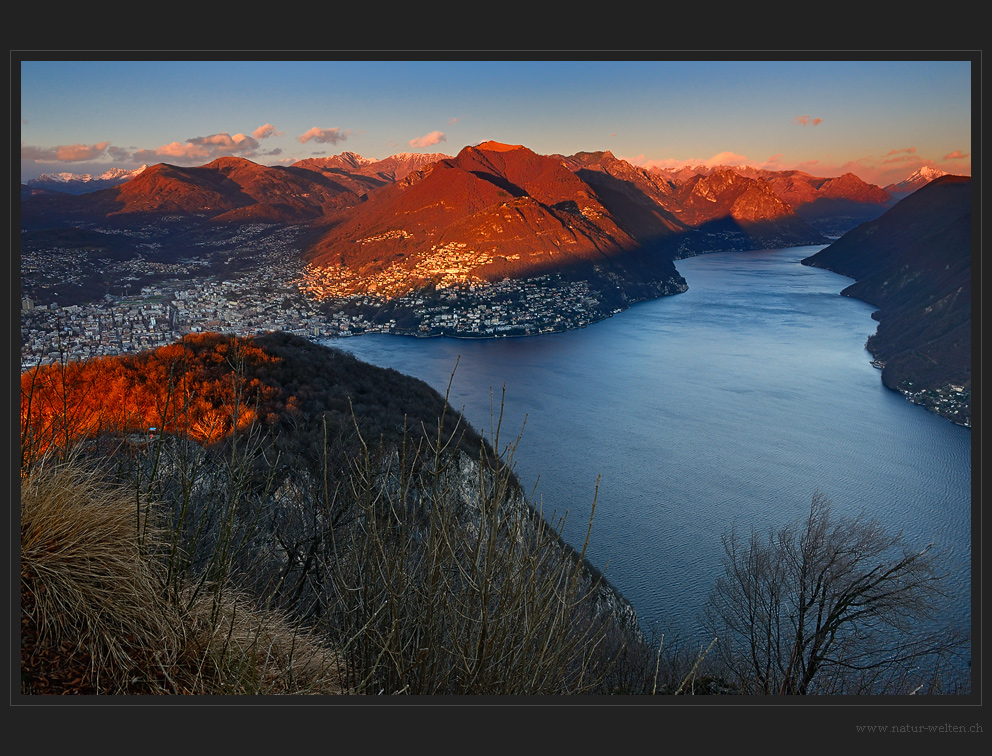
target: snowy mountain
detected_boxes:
[883,166,950,200]
[24,166,147,194]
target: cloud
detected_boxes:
[943,150,969,160]
[409,131,447,148]
[22,125,294,177]
[881,147,919,165]
[253,123,282,140]
[21,141,112,163]
[447,117,459,125]
[128,132,263,165]
[189,132,259,151]
[298,127,349,144]
[107,145,132,162]
[793,115,823,127]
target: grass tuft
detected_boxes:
[20,454,347,695]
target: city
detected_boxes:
[20,221,621,368]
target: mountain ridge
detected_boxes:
[801,174,972,425]
[647,163,897,234]
[20,141,954,338]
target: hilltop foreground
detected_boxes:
[20,332,654,695]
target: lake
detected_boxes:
[323,244,972,669]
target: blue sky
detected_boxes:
[19,57,973,187]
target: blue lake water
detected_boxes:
[324,245,972,667]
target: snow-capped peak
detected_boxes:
[97,165,147,180]
[901,165,949,186]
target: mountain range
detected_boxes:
[22,147,949,243]
[23,165,149,195]
[18,143,963,310]
[646,163,902,235]
[19,141,972,424]
[291,151,451,195]
[20,141,835,299]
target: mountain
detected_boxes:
[883,165,950,203]
[302,141,689,300]
[23,165,148,195]
[670,169,825,247]
[801,175,972,426]
[648,164,893,235]
[302,142,827,300]
[557,151,823,252]
[292,151,452,196]
[20,156,363,227]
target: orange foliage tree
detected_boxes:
[21,333,284,465]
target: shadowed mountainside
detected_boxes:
[802,175,972,425]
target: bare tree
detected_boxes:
[705,491,968,694]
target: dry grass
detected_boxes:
[20,455,348,695]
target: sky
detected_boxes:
[18,57,974,188]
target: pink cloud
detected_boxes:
[253,123,281,140]
[409,131,447,148]
[57,142,111,161]
[21,141,111,163]
[298,127,349,144]
[943,150,969,160]
[147,141,210,160]
[881,153,919,166]
[793,115,823,127]
[189,132,258,151]
[130,132,263,165]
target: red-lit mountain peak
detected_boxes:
[452,141,602,208]
[473,140,525,152]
